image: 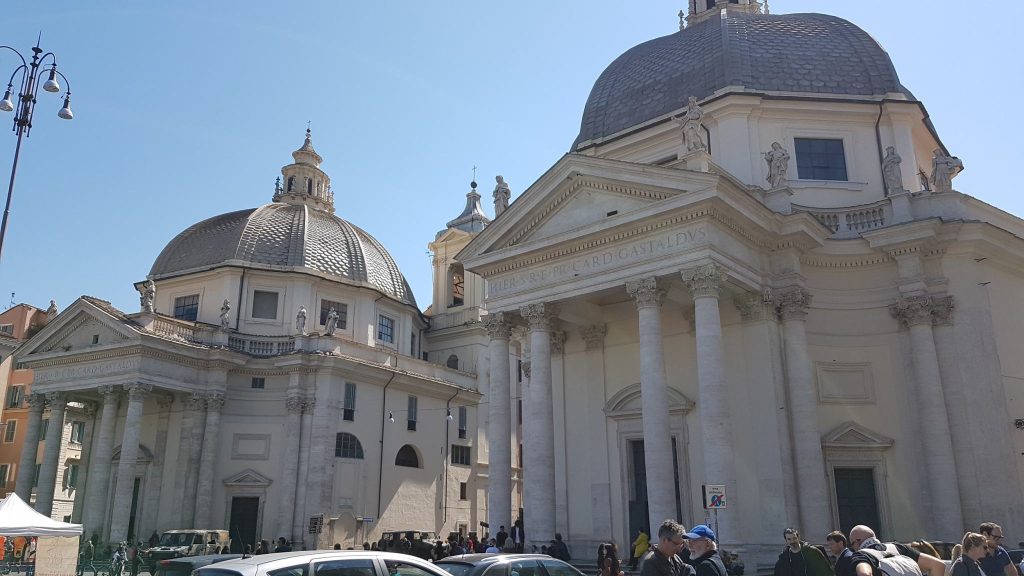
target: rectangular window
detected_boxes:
[377,314,395,344]
[3,420,15,443]
[318,300,348,329]
[459,482,468,501]
[0,464,8,486]
[517,360,522,383]
[458,407,467,440]
[91,334,100,345]
[173,294,200,321]
[70,421,85,444]
[518,399,523,425]
[251,377,266,389]
[451,444,471,466]
[0,324,13,336]
[6,385,23,409]
[407,395,417,431]
[343,382,356,421]
[40,419,49,441]
[251,290,279,319]
[33,463,40,487]
[67,463,79,489]
[795,138,848,181]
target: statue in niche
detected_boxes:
[296,306,307,335]
[139,280,156,313]
[324,307,339,336]
[930,149,963,194]
[219,299,231,329]
[673,96,708,153]
[763,142,790,189]
[882,146,905,195]
[493,175,511,217]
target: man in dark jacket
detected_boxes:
[640,521,696,576]
[774,528,833,576]
[549,534,571,562]
[826,531,854,576]
[683,525,727,576]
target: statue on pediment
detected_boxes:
[882,146,906,195]
[674,96,708,153]
[139,280,156,313]
[493,175,511,217]
[930,149,963,194]
[764,142,790,189]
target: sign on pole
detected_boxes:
[702,484,727,509]
[308,514,324,534]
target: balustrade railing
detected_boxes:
[794,199,891,238]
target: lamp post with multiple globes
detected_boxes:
[0,40,74,263]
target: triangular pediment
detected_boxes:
[822,421,894,450]
[16,298,140,359]
[223,468,273,487]
[458,154,721,264]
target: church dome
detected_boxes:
[150,203,418,307]
[572,11,912,150]
[150,130,417,308]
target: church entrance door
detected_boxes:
[628,440,650,540]
[229,497,260,552]
[834,468,880,536]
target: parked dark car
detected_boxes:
[436,554,584,576]
[1006,550,1024,576]
[154,553,243,576]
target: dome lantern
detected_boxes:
[275,128,335,213]
[687,0,763,26]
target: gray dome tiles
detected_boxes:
[573,12,911,150]
[150,203,417,307]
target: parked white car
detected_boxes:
[192,551,456,576]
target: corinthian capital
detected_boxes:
[626,277,664,309]
[890,295,934,328]
[124,383,153,402]
[931,295,955,326]
[484,312,514,340]
[45,392,67,407]
[184,393,205,412]
[27,393,46,411]
[285,393,304,414]
[205,392,226,411]
[581,324,607,351]
[681,263,728,299]
[776,287,813,321]
[521,360,532,379]
[520,303,558,332]
[734,292,773,323]
[550,331,566,354]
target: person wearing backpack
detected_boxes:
[848,525,945,576]
[773,528,833,576]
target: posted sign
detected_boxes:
[702,484,727,509]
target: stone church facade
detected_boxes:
[10,0,1024,566]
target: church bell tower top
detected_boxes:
[686,0,763,26]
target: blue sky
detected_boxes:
[1,1,1021,314]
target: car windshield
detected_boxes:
[419,533,438,540]
[158,534,196,547]
[435,563,476,576]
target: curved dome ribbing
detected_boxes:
[573,11,911,150]
[150,203,417,307]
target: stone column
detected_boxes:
[776,287,830,537]
[626,277,677,534]
[890,296,963,538]
[485,312,514,533]
[109,383,151,543]
[279,390,304,543]
[681,263,737,542]
[519,302,558,547]
[82,386,120,536]
[193,392,225,529]
[140,396,173,537]
[292,397,314,547]
[14,393,46,502]
[177,394,205,527]
[35,392,67,515]
[581,324,613,539]
[71,402,98,523]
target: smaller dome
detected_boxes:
[150,203,417,308]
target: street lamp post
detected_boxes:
[0,40,74,263]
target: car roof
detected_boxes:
[164,555,242,565]
[436,554,553,565]
[195,551,441,569]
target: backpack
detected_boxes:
[858,545,923,576]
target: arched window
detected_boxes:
[446,355,459,370]
[448,264,465,307]
[335,432,364,459]
[395,444,420,468]
[287,176,295,192]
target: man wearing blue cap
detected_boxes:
[684,525,728,576]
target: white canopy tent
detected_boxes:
[0,493,83,536]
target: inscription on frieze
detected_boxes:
[489,225,707,297]
[35,358,141,383]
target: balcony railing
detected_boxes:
[227,334,296,357]
[794,199,891,238]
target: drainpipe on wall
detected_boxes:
[376,362,397,520]
[443,388,459,526]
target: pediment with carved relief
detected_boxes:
[223,468,273,487]
[822,421,894,450]
[17,299,139,359]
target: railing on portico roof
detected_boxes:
[793,198,891,238]
[227,334,296,357]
